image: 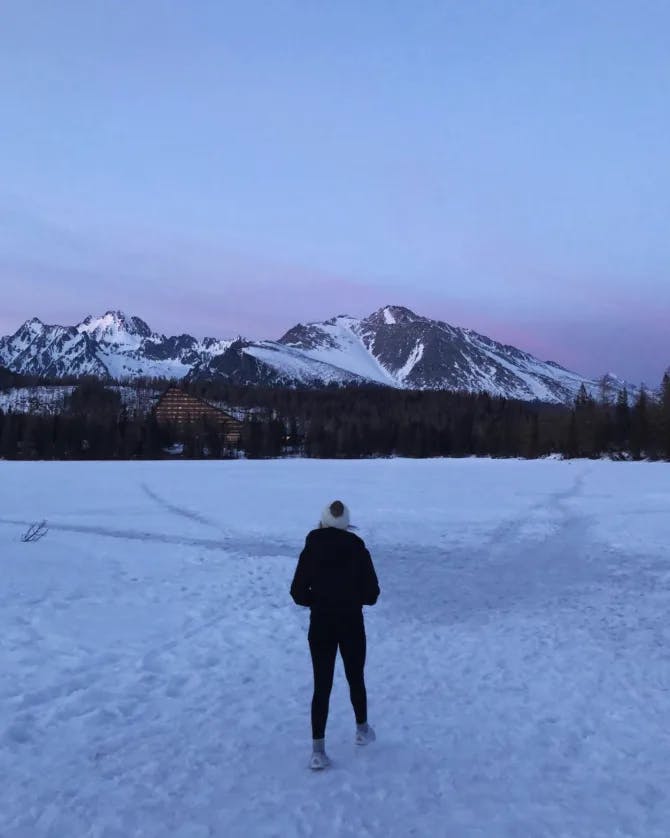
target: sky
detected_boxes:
[1,1,668,384]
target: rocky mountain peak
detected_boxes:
[78,311,153,342]
[279,322,339,350]
[19,317,46,334]
[365,306,423,327]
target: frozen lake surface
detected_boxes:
[1,458,669,837]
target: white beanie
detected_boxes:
[320,500,351,530]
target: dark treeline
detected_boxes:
[191,375,670,460]
[1,374,670,461]
[1,379,164,460]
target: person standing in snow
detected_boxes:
[290,500,380,770]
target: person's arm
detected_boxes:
[290,537,313,607]
[359,543,380,606]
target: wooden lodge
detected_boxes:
[154,387,243,446]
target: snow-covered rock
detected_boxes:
[0,311,233,382]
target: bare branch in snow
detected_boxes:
[21,521,48,543]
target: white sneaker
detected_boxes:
[355,724,376,746]
[309,751,331,770]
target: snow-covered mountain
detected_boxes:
[0,306,627,403]
[192,306,625,403]
[0,311,232,381]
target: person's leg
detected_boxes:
[308,613,338,741]
[338,612,368,726]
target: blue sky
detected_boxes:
[1,1,668,383]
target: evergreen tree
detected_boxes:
[661,373,670,461]
[630,387,649,460]
[242,418,265,459]
[141,414,164,459]
[1,412,19,459]
[565,411,579,459]
[263,419,285,457]
[287,417,301,453]
[574,384,598,457]
[614,388,630,452]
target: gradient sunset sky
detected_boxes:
[1,1,668,383]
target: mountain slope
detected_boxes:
[269,305,609,402]
[193,338,370,388]
[0,306,627,403]
[0,318,107,378]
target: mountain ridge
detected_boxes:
[0,306,632,404]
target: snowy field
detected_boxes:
[1,458,670,838]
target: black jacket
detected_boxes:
[290,527,380,612]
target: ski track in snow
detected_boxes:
[140,482,228,532]
[1,459,670,837]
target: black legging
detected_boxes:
[308,610,367,740]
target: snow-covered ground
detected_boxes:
[1,459,669,837]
